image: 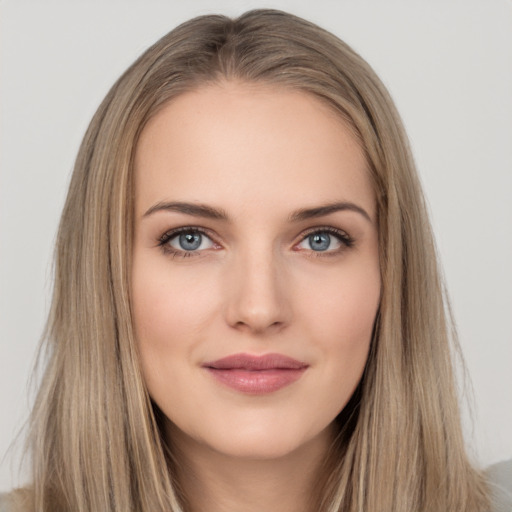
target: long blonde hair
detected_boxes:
[15,9,489,511]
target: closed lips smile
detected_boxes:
[202,353,308,394]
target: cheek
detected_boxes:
[131,256,220,381]
[299,258,380,345]
[133,252,216,328]
[298,259,380,399]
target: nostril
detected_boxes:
[224,262,292,332]
[233,319,285,334]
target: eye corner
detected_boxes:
[294,227,355,255]
[156,226,222,259]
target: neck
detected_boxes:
[167,424,335,512]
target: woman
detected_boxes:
[1,9,510,512]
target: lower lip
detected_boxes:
[205,368,306,394]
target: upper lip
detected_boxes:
[203,353,308,371]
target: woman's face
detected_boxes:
[132,82,380,460]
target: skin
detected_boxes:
[132,81,381,512]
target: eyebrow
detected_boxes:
[143,200,371,223]
[289,202,372,223]
[143,201,229,220]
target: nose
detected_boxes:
[224,246,292,335]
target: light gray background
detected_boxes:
[1,0,511,492]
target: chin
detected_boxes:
[168,413,335,463]
[213,433,307,461]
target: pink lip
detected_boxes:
[202,353,308,394]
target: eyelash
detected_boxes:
[297,227,355,257]
[157,226,355,259]
[157,226,217,258]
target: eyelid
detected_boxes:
[158,226,221,257]
[156,224,354,258]
[293,226,354,254]
[298,225,350,238]
[158,226,215,243]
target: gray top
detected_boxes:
[487,459,512,512]
[1,459,511,511]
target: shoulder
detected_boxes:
[0,493,11,512]
[0,488,32,512]
[487,459,512,512]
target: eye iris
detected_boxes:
[309,233,330,251]
[179,232,202,250]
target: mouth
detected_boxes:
[202,353,308,394]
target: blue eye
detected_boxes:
[162,229,215,253]
[308,233,332,251]
[178,232,202,251]
[296,229,352,253]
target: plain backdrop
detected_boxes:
[1,0,511,492]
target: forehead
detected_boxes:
[134,81,374,220]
